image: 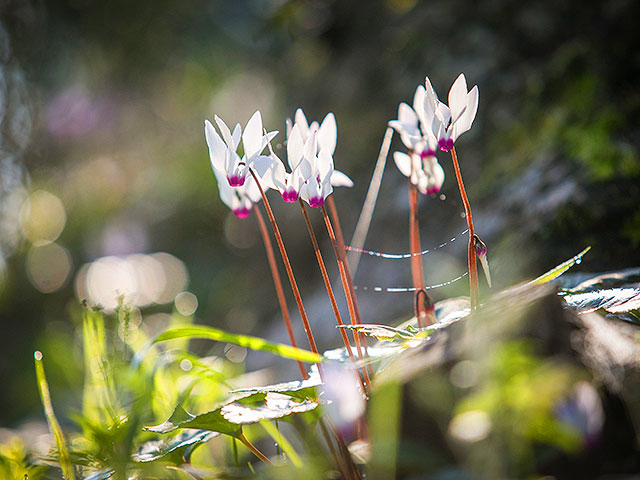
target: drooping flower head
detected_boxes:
[287,108,337,155]
[261,123,312,203]
[423,73,478,152]
[262,109,353,206]
[389,85,444,195]
[299,131,335,208]
[204,110,277,187]
[211,165,262,219]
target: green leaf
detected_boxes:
[34,351,76,480]
[145,392,319,438]
[562,287,640,315]
[134,325,322,365]
[82,308,118,424]
[530,246,591,285]
[230,376,322,401]
[133,430,219,463]
[83,470,114,480]
[337,324,418,341]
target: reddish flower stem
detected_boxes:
[248,169,322,378]
[408,182,427,327]
[299,200,369,394]
[321,204,373,391]
[253,204,308,380]
[325,197,373,376]
[450,147,479,310]
[318,419,348,480]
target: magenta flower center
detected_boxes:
[232,206,251,218]
[437,138,454,152]
[308,196,324,208]
[282,189,299,203]
[419,149,436,159]
[227,175,246,187]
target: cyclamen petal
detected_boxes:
[242,111,264,159]
[393,152,413,177]
[204,120,227,172]
[214,115,234,150]
[330,170,354,188]
[317,113,337,155]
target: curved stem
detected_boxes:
[326,197,372,376]
[299,200,369,394]
[238,432,272,464]
[253,204,307,380]
[450,147,479,310]
[248,169,322,379]
[321,205,372,391]
[318,419,349,480]
[408,182,427,327]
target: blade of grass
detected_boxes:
[82,308,118,424]
[530,246,591,285]
[34,351,76,480]
[260,420,303,467]
[348,126,393,275]
[369,381,402,480]
[134,325,322,365]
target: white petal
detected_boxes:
[397,103,418,126]
[260,156,287,191]
[321,175,334,200]
[331,170,354,188]
[231,123,242,151]
[212,167,234,209]
[452,85,478,142]
[251,154,275,178]
[448,74,469,121]
[412,86,426,117]
[317,147,334,179]
[430,160,445,191]
[423,77,439,119]
[318,112,337,155]
[214,115,234,148]
[242,111,264,159]
[303,130,318,163]
[205,120,227,172]
[245,177,263,204]
[287,123,304,170]
[285,118,293,138]
[295,108,310,139]
[393,151,412,177]
[297,157,313,183]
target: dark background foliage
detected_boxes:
[0,0,638,426]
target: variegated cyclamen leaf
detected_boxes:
[230,376,322,401]
[133,430,219,463]
[562,287,640,315]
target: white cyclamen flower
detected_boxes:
[299,131,335,208]
[204,110,277,187]
[423,73,478,152]
[261,123,312,203]
[389,85,444,194]
[211,165,262,219]
[393,151,444,195]
[287,108,354,189]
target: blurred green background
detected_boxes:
[0,0,638,428]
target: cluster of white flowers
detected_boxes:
[205,109,353,217]
[205,74,479,213]
[389,73,478,195]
